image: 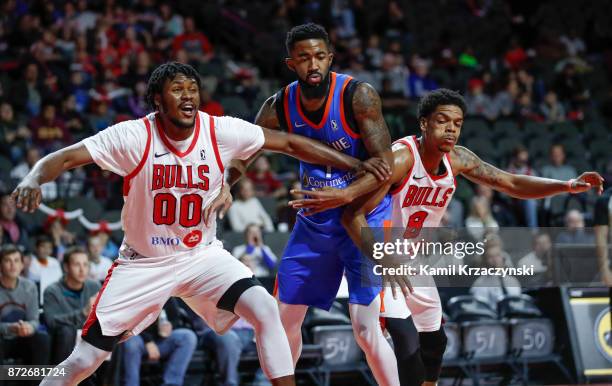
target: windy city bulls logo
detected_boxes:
[183,230,202,248]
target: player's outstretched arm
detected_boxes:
[453,146,604,199]
[12,143,93,212]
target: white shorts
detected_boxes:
[380,274,442,332]
[86,240,253,337]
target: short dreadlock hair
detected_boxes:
[146,62,201,111]
[417,88,467,120]
[285,23,330,54]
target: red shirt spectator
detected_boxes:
[30,104,72,151]
[172,17,213,60]
[505,39,527,70]
[247,155,285,198]
[200,87,224,117]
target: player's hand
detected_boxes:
[203,184,232,226]
[568,172,604,195]
[11,177,42,213]
[379,256,413,299]
[353,157,391,181]
[288,187,352,215]
[158,321,173,338]
[16,321,34,337]
[145,342,161,361]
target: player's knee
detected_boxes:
[351,321,378,353]
[420,328,447,381]
[246,289,281,330]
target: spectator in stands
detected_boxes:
[0,192,28,246]
[232,224,278,277]
[554,62,589,110]
[90,228,119,258]
[514,92,541,122]
[199,85,224,117]
[560,29,586,57]
[43,246,100,364]
[405,56,438,100]
[122,298,197,386]
[13,63,42,116]
[172,16,214,63]
[45,215,76,261]
[465,78,495,120]
[518,232,552,274]
[61,94,92,142]
[227,179,274,232]
[491,78,519,118]
[29,102,71,153]
[465,196,500,240]
[85,234,113,281]
[159,3,184,37]
[541,144,577,223]
[470,242,522,306]
[10,148,58,201]
[128,81,149,118]
[88,101,115,133]
[556,209,595,245]
[504,37,528,71]
[247,155,285,198]
[0,101,30,161]
[29,235,63,303]
[506,146,538,228]
[0,245,51,368]
[539,90,566,123]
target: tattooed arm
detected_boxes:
[452,146,603,199]
[353,82,394,169]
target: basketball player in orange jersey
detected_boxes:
[12,62,390,386]
[210,23,405,386]
[290,88,604,386]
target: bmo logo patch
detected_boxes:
[151,236,180,246]
[183,230,202,248]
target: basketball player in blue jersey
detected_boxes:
[212,23,404,385]
[291,88,604,386]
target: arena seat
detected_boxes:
[311,325,376,386]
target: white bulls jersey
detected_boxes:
[83,111,264,258]
[380,136,455,329]
[389,135,455,230]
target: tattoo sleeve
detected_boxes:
[352,83,393,164]
[454,146,570,199]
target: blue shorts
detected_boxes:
[276,195,390,310]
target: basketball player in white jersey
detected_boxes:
[290,88,604,385]
[11,62,390,386]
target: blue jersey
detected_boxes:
[282,72,366,220]
[276,72,389,310]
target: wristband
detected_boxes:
[567,179,576,193]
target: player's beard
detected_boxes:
[160,99,195,129]
[298,71,330,100]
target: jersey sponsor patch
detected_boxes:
[183,230,203,248]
